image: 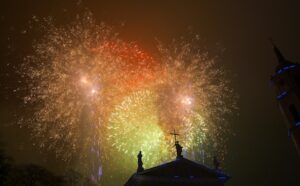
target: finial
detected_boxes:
[269,38,286,64]
[137,151,144,173]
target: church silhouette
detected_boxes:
[125,131,230,186]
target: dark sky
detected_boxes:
[1,0,300,186]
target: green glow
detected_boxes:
[106,90,170,172]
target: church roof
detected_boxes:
[125,157,230,186]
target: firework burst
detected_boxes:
[18,13,237,185]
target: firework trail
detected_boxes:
[18,13,237,185]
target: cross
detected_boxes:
[170,129,179,142]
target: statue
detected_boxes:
[170,129,183,159]
[137,151,144,173]
[213,156,220,170]
[175,141,183,159]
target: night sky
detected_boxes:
[1,1,300,186]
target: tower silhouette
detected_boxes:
[270,43,300,155]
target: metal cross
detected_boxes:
[170,129,179,142]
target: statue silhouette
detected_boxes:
[137,151,144,173]
[213,156,220,170]
[175,141,183,159]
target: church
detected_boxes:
[124,134,230,186]
[270,42,300,155]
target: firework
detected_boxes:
[104,40,236,184]
[18,13,236,185]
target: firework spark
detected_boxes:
[18,13,236,185]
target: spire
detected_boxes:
[270,39,286,64]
